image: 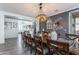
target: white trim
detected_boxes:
[0,11,34,21]
[69,12,71,34]
[69,9,79,14]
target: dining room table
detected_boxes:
[33,31,71,54]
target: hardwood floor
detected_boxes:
[0,34,33,55]
[0,34,79,55]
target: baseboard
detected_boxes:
[5,37,17,40]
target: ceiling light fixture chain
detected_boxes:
[39,3,42,10]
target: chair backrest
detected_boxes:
[49,39,69,52]
[21,32,27,41]
[35,36,43,50]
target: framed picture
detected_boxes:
[47,20,53,29]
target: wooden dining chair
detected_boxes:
[21,32,28,48]
[26,34,35,54]
[46,38,69,55]
[35,36,44,55]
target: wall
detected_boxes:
[4,18,18,39]
[4,18,34,39]
[38,12,69,32]
[3,11,34,39]
[0,11,34,44]
[49,12,69,33]
[39,21,47,31]
[0,12,5,43]
[18,20,34,33]
[39,8,79,33]
[49,8,79,34]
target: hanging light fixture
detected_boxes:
[36,3,48,22]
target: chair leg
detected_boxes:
[22,42,26,48]
[35,49,37,55]
[30,46,32,54]
[24,42,27,48]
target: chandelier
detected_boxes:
[36,3,48,22]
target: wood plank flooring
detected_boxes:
[0,34,33,55]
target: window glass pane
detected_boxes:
[75,18,79,34]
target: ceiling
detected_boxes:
[0,3,79,18]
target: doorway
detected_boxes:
[4,15,34,42]
[69,10,79,35]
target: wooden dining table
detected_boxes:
[34,34,69,54]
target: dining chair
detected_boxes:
[35,36,44,55]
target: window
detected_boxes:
[75,17,79,34]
